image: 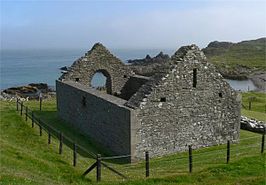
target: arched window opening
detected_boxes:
[90,70,112,94]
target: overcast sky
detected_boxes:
[1,0,266,50]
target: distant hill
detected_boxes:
[202,38,266,79]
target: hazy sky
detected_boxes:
[1,0,266,50]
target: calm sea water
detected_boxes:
[225,79,256,92]
[0,49,174,89]
[0,49,256,91]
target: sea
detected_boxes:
[0,49,256,92]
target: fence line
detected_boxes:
[239,135,261,141]
[230,143,261,152]
[17,100,96,158]
[15,99,265,182]
[102,154,131,160]
[149,155,188,164]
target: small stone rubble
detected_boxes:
[241,116,266,134]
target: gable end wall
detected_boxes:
[134,61,241,159]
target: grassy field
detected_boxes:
[241,92,266,121]
[203,38,266,71]
[0,95,265,185]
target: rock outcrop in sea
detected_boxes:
[1,83,55,100]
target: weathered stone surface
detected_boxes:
[127,45,241,158]
[240,116,265,134]
[60,43,133,95]
[119,75,150,100]
[57,43,241,161]
[56,80,133,157]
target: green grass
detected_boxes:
[203,38,266,71]
[241,92,266,121]
[21,100,110,158]
[241,92,266,113]
[242,110,266,122]
[0,99,265,185]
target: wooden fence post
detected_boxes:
[48,131,51,144]
[16,98,19,111]
[31,112,34,128]
[261,132,265,154]
[145,151,150,177]
[96,154,101,182]
[73,143,77,167]
[25,107,28,121]
[59,132,63,154]
[39,125,42,136]
[40,97,42,111]
[189,145,192,173]
[20,102,23,116]
[227,140,230,164]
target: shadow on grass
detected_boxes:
[31,110,113,160]
[30,110,133,164]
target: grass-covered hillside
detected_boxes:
[241,92,266,121]
[0,95,265,185]
[202,38,266,79]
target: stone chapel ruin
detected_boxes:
[56,43,241,161]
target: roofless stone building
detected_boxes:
[56,43,241,161]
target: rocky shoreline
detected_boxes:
[219,67,265,92]
[0,83,56,101]
[249,72,266,92]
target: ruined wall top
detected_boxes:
[171,44,207,62]
[125,44,232,109]
[60,43,134,95]
[59,43,236,109]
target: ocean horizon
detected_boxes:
[0,48,174,90]
[0,48,256,92]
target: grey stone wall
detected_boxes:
[119,75,150,100]
[131,45,241,159]
[56,43,241,161]
[56,80,135,157]
[60,43,133,95]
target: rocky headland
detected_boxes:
[202,38,266,91]
[1,83,55,101]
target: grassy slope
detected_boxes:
[203,38,266,71]
[241,92,266,121]
[0,97,265,185]
[0,101,93,185]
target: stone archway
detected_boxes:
[90,69,112,94]
[60,43,134,95]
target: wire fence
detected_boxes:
[16,99,265,183]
